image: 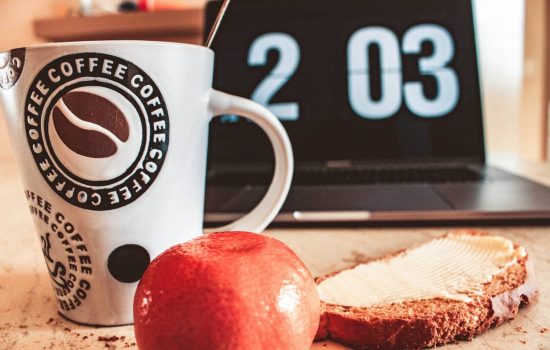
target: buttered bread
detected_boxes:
[315,230,537,350]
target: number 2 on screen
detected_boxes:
[248,24,459,121]
[248,33,301,121]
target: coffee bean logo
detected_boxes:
[48,86,144,184]
[52,91,130,158]
[0,48,25,90]
[24,53,169,211]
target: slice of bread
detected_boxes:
[315,230,538,350]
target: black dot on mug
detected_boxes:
[108,244,150,283]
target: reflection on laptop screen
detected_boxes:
[206,0,484,165]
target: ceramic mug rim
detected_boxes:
[1,40,214,55]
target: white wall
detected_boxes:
[474,0,525,157]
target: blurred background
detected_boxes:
[0,0,548,164]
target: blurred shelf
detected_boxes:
[33,8,204,44]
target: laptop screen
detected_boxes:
[205,0,485,165]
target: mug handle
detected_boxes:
[205,90,294,233]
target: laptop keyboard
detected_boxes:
[207,166,484,186]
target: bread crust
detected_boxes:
[315,232,538,350]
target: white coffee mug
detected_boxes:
[0,41,293,326]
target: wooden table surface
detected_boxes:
[0,155,549,350]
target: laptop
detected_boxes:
[203,0,550,224]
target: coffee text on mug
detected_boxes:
[26,190,93,311]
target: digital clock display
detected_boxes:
[206,0,484,164]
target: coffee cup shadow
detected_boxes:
[0,270,65,331]
[0,270,138,347]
